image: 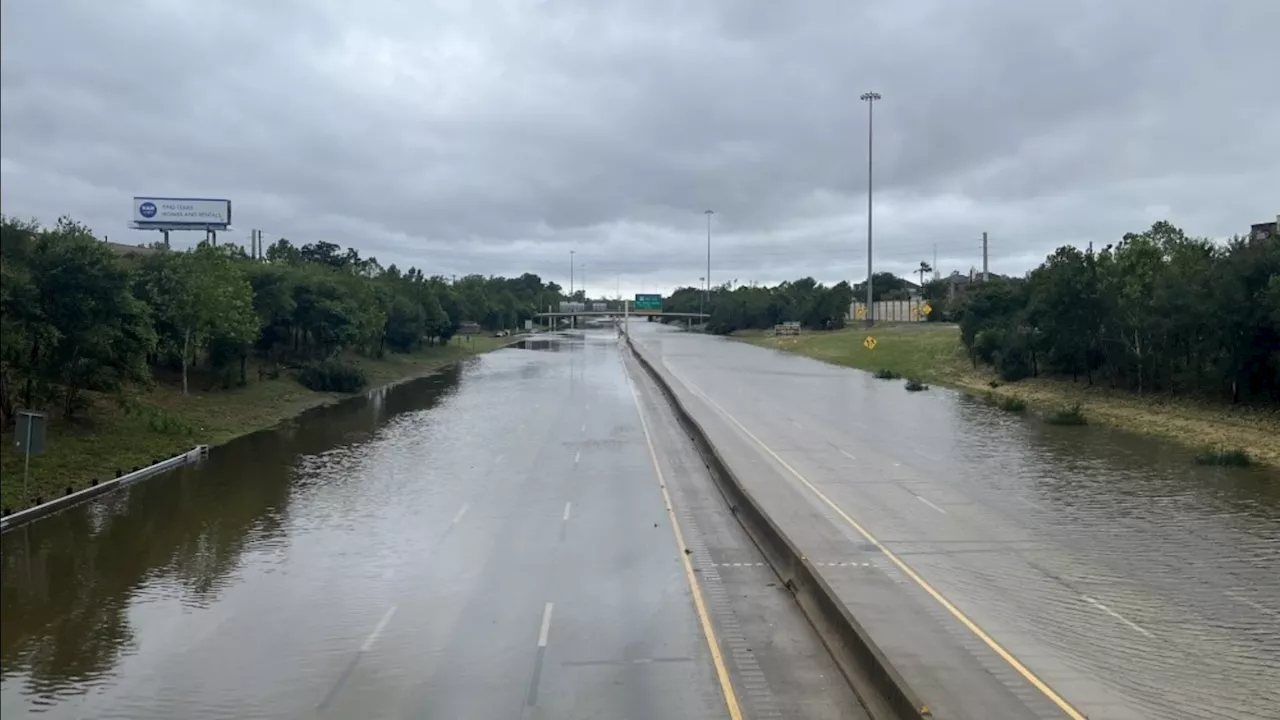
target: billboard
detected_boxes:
[132,197,231,229]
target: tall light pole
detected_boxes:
[569,250,575,329]
[860,91,881,327]
[699,277,706,321]
[704,209,714,321]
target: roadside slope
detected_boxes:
[734,325,1280,467]
[0,337,509,509]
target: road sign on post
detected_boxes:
[15,410,47,506]
[16,411,46,456]
[634,294,662,312]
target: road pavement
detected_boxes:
[629,322,1280,720]
[2,331,865,720]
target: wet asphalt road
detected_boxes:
[630,322,1280,720]
[2,331,865,720]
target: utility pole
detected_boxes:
[982,231,989,282]
[704,210,714,320]
[933,243,938,281]
[569,250,575,330]
[860,91,881,326]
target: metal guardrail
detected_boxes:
[1,445,210,533]
[623,331,928,720]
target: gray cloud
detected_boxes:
[3,0,1276,295]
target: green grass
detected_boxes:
[1045,404,1088,426]
[1193,448,1254,467]
[0,336,509,512]
[735,324,969,384]
[732,324,1280,469]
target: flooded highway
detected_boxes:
[0,331,864,720]
[632,323,1280,720]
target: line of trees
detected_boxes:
[0,216,564,427]
[663,278,855,334]
[956,221,1279,403]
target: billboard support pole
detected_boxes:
[163,230,170,249]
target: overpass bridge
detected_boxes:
[533,310,709,319]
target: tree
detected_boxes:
[143,244,257,394]
[917,261,933,287]
[853,272,912,301]
[1,217,156,418]
[954,220,1278,404]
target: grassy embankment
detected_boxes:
[734,324,1280,468]
[0,336,509,510]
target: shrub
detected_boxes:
[904,378,929,392]
[972,329,1004,365]
[996,396,1027,412]
[1046,404,1087,425]
[1194,448,1253,467]
[297,360,367,393]
[873,369,901,380]
[995,342,1033,381]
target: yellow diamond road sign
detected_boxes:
[855,306,866,320]
[921,302,933,316]
[864,336,877,350]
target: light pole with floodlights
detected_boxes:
[860,91,881,327]
[704,209,714,322]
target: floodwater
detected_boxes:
[633,324,1280,720]
[0,331,765,720]
[3,325,1277,719]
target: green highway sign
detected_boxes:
[634,294,662,311]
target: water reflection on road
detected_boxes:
[1,363,468,714]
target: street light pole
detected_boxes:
[704,209,714,322]
[699,277,705,322]
[569,250,575,329]
[860,91,881,327]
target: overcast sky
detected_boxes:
[2,0,1276,296]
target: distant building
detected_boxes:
[1249,217,1278,245]
[946,270,976,299]
[457,321,481,336]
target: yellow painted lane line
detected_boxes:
[662,361,1087,720]
[623,357,744,720]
